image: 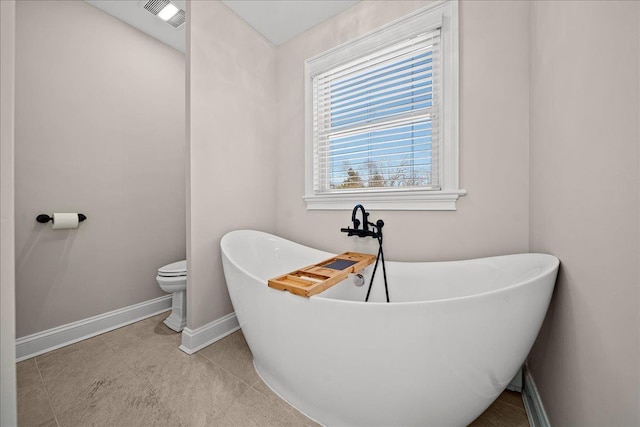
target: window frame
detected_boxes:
[304,0,463,211]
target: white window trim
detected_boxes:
[304,0,464,211]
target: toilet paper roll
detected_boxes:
[51,213,79,230]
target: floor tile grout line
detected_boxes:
[191,352,269,422]
[503,401,527,411]
[499,395,528,412]
[203,351,296,411]
[194,336,302,414]
[98,326,188,427]
[33,357,61,427]
[250,383,302,416]
[182,341,315,425]
[194,350,261,389]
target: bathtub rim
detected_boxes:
[220,229,559,306]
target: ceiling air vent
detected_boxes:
[142,0,185,29]
[167,9,186,28]
[144,0,170,15]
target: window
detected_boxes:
[304,1,464,210]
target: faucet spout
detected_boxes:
[351,204,368,232]
[341,204,381,239]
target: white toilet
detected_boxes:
[156,260,187,332]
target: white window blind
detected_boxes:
[312,28,441,193]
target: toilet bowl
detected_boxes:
[156,260,187,332]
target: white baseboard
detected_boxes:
[179,312,239,355]
[16,295,172,362]
[523,364,551,427]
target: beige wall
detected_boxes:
[1,0,17,423]
[528,1,640,426]
[185,0,530,331]
[275,0,530,261]
[15,1,186,337]
[187,1,277,328]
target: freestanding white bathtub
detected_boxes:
[220,230,559,427]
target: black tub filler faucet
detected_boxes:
[340,204,389,302]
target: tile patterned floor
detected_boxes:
[17,313,530,427]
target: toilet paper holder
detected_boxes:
[36,213,87,223]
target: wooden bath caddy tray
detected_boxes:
[268,252,376,297]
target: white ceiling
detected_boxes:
[221,1,359,46]
[85,0,187,52]
[84,0,360,53]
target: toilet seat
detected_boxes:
[158,260,187,277]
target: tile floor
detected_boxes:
[17,313,530,427]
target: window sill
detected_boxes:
[303,189,466,211]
